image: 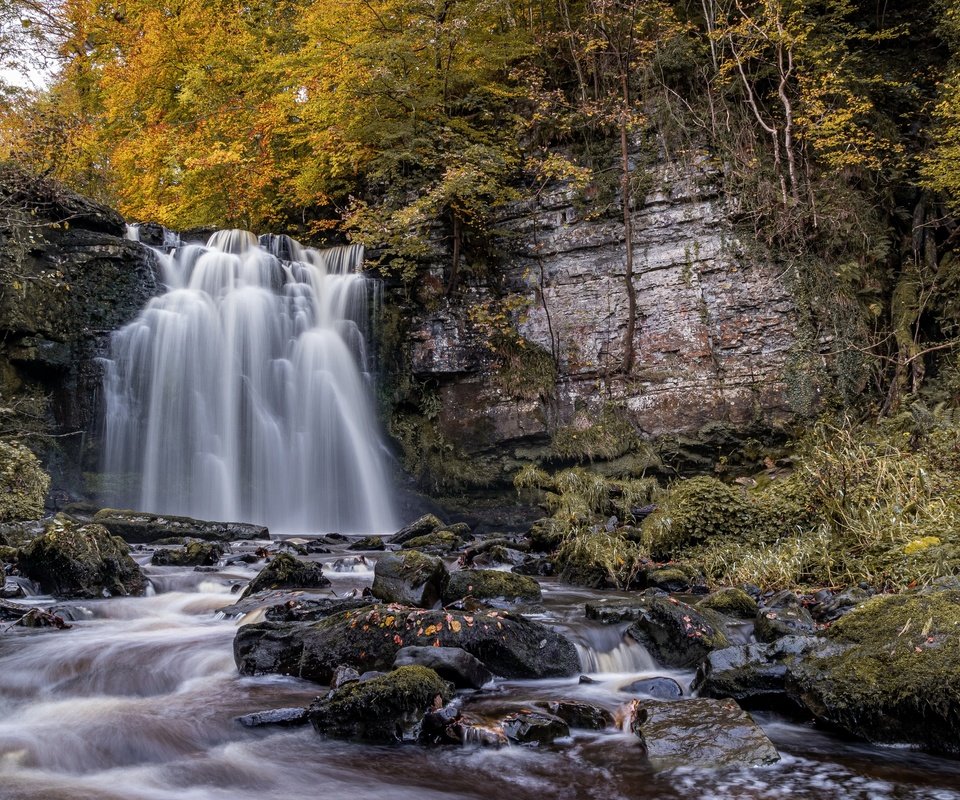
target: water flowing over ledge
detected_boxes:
[101,229,396,534]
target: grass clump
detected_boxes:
[552,405,639,462]
[0,440,49,521]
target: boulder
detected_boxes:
[541,700,613,730]
[371,551,448,608]
[501,711,569,744]
[240,553,330,598]
[0,441,49,522]
[754,590,816,642]
[308,665,452,743]
[641,565,707,594]
[442,569,542,606]
[619,676,684,700]
[625,590,730,668]
[387,514,444,546]
[697,587,759,620]
[401,530,465,554]
[347,536,385,551]
[93,509,267,544]
[631,698,779,771]
[585,600,645,625]
[784,589,960,755]
[810,586,872,622]
[18,515,145,598]
[151,541,225,567]
[234,604,581,682]
[393,645,493,689]
[221,593,369,620]
[693,636,820,710]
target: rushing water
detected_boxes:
[3,548,960,800]
[101,230,396,534]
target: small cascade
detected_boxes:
[573,625,656,673]
[101,230,396,534]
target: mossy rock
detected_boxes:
[371,551,448,608]
[241,553,330,599]
[308,665,453,743]
[401,530,464,554]
[151,541,226,567]
[785,589,960,755]
[442,569,542,605]
[0,441,49,522]
[643,477,753,561]
[528,518,563,553]
[555,531,643,589]
[347,536,385,551]
[18,514,145,598]
[626,590,731,668]
[697,588,760,620]
[642,565,705,593]
[387,513,444,545]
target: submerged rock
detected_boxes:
[93,509,267,544]
[308,665,452,743]
[442,569,542,606]
[371,551,448,608]
[501,711,570,744]
[19,515,145,598]
[785,589,960,755]
[631,698,779,770]
[151,541,226,567]
[393,645,493,689]
[625,591,730,668]
[235,707,309,728]
[240,553,330,599]
[234,603,581,682]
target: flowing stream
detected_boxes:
[101,231,395,534]
[3,547,960,800]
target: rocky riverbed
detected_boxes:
[2,515,960,799]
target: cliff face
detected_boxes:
[0,173,158,502]
[400,160,808,485]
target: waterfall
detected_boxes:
[100,230,397,535]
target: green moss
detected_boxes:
[241,552,330,598]
[309,665,453,743]
[555,531,644,589]
[443,569,542,604]
[642,476,754,560]
[0,440,49,521]
[402,530,464,552]
[552,405,638,462]
[697,587,759,619]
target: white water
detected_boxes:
[101,230,396,534]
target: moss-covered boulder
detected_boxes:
[626,590,731,668]
[697,587,759,620]
[642,476,753,560]
[555,532,642,589]
[19,515,145,598]
[387,513,444,545]
[0,441,49,522]
[401,530,465,554]
[234,603,581,682]
[241,553,330,598]
[442,569,542,606]
[347,535,385,551]
[308,665,452,743]
[371,551,448,608]
[785,589,960,755]
[755,591,816,642]
[151,541,225,567]
[93,509,267,543]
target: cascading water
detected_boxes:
[100,229,396,534]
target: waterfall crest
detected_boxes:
[101,230,396,534]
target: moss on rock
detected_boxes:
[241,553,330,598]
[443,568,542,605]
[308,665,453,742]
[697,587,759,620]
[0,441,49,522]
[555,531,643,589]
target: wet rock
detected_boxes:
[501,711,569,744]
[240,553,330,599]
[619,676,684,700]
[261,596,371,622]
[371,551,448,609]
[755,591,816,642]
[420,701,465,745]
[641,565,707,594]
[0,598,71,628]
[625,591,730,668]
[393,645,493,689]
[631,698,779,770]
[331,664,361,689]
[234,603,581,682]
[307,665,452,743]
[235,707,309,728]
[542,700,613,730]
[401,530,465,554]
[387,514,444,546]
[442,569,542,606]
[585,600,644,625]
[19,515,145,599]
[697,587,759,620]
[347,536,385,551]
[512,557,555,577]
[811,586,872,622]
[93,509,268,544]
[151,541,226,567]
[693,636,820,710]
[784,589,960,755]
